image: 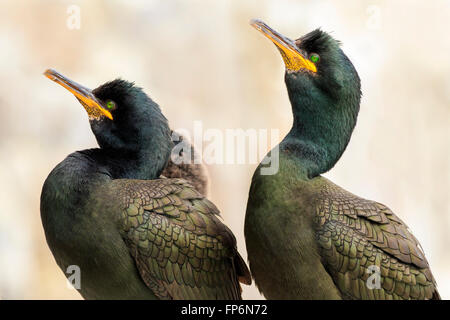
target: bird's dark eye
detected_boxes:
[309,53,320,63]
[106,100,116,110]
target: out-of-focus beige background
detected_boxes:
[0,0,448,299]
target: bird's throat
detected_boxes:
[280,135,330,179]
[281,101,357,179]
[81,145,171,181]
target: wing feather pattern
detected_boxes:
[112,178,251,300]
[315,179,439,300]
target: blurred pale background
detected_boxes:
[0,0,448,299]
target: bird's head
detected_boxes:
[251,20,361,176]
[44,69,173,177]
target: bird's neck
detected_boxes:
[281,90,358,179]
[279,135,329,179]
[81,143,172,181]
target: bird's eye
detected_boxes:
[106,100,116,110]
[309,53,320,63]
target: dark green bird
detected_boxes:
[244,20,440,300]
[41,69,251,300]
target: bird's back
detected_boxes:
[109,177,251,299]
[41,151,250,300]
[313,177,439,300]
[245,154,439,299]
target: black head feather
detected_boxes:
[296,29,341,53]
[89,79,173,179]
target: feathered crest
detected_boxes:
[296,29,341,53]
[93,79,138,101]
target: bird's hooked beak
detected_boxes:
[250,19,317,73]
[44,69,113,120]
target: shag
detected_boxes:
[41,69,251,299]
[244,20,439,300]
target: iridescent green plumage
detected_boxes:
[315,178,437,299]
[41,75,250,299]
[245,24,439,299]
[114,178,249,299]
